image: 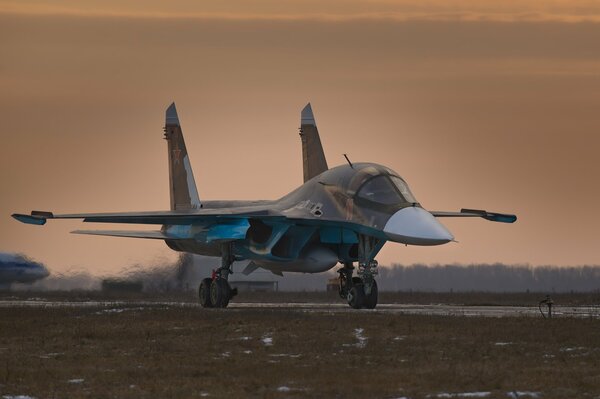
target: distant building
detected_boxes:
[326,277,339,292]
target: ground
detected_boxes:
[0,292,599,398]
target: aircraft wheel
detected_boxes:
[210,279,231,308]
[364,280,378,309]
[199,278,213,308]
[347,282,365,309]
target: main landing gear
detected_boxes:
[338,235,381,309]
[199,243,238,308]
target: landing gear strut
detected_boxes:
[199,242,238,308]
[338,235,381,309]
[337,262,354,299]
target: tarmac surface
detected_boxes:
[1,299,598,318]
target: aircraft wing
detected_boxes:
[12,207,284,226]
[71,230,172,239]
[12,207,292,242]
[430,208,517,223]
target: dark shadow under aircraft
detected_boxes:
[13,103,516,308]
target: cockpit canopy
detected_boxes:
[356,175,417,205]
[318,162,419,210]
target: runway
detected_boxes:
[1,299,598,318]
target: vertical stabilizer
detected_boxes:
[299,103,328,182]
[164,103,201,210]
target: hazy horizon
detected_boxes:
[1,1,599,275]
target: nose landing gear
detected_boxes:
[339,235,382,309]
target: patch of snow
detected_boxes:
[200,392,209,397]
[276,386,306,393]
[243,350,252,354]
[239,336,251,341]
[262,335,273,346]
[3,396,37,399]
[39,352,63,359]
[67,379,84,384]
[560,347,585,352]
[220,352,231,358]
[393,336,406,341]
[432,393,491,398]
[94,307,144,315]
[354,328,368,348]
[98,308,125,314]
[495,342,513,346]
[269,353,301,358]
[506,392,541,398]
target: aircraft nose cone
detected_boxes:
[383,207,454,246]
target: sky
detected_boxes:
[1,1,599,275]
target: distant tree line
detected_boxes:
[16,260,600,293]
[374,263,600,293]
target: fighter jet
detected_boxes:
[0,253,50,290]
[13,103,516,308]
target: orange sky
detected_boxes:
[1,1,599,275]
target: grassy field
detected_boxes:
[1,294,600,398]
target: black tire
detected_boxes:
[347,283,365,309]
[199,278,213,308]
[364,279,378,309]
[210,279,231,308]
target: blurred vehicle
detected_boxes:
[0,253,49,290]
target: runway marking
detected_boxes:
[0,300,599,318]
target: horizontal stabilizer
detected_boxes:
[431,208,517,223]
[71,230,176,239]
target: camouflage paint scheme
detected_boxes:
[13,103,516,276]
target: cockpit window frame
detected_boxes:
[354,174,419,213]
[389,175,417,204]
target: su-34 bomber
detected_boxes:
[13,103,516,309]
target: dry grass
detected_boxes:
[1,296,600,398]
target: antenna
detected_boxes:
[343,154,354,169]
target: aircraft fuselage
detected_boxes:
[163,162,453,273]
